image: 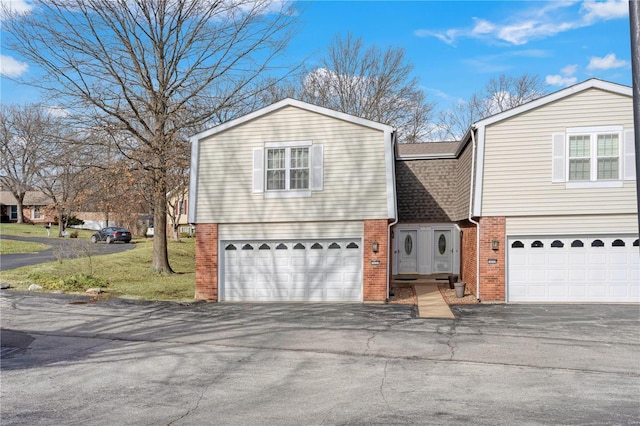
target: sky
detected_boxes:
[0,0,634,116]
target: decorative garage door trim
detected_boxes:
[221,238,363,302]
[507,235,640,303]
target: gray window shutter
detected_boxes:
[253,148,264,193]
[310,144,323,191]
[552,133,566,182]
[623,130,635,180]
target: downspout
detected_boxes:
[468,127,481,302]
[387,130,399,302]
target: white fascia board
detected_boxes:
[385,129,398,219]
[190,98,394,141]
[474,79,632,128]
[472,125,485,217]
[187,135,199,224]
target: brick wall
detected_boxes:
[363,219,389,301]
[478,216,505,301]
[459,220,477,297]
[195,223,218,301]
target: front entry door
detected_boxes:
[433,230,452,273]
[398,230,418,274]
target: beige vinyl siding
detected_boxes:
[219,221,363,240]
[196,106,390,223]
[506,215,639,235]
[481,88,636,217]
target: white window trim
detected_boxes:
[9,205,18,221]
[565,126,623,187]
[32,206,44,220]
[264,141,312,198]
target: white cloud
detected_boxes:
[581,0,628,23]
[416,0,628,46]
[546,74,578,86]
[561,64,578,76]
[0,0,33,15]
[0,54,28,77]
[587,53,628,70]
[546,62,578,87]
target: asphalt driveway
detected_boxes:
[1,292,639,425]
[0,235,135,271]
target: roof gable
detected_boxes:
[474,78,632,128]
[191,98,395,142]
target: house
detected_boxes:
[190,79,638,304]
[0,190,54,224]
[458,78,638,303]
[189,98,396,302]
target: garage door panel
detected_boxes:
[222,238,363,302]
[508,234,639,303]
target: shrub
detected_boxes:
[69,231,79,239]
[28,272,107,292]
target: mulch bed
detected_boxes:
[437,284,478,305]
[389,283,478,306]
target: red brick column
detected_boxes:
[195,223,218,301]
[478,216,505,301]
[363,219,389,301]
[459,220,478,297]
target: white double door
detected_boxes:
[397,229,452,274]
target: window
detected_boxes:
[253,141,323,197]
[32,206,43,220]
[567,129,621,182]
[266,147,309,191]
[9,205,18,221]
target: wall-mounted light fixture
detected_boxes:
[491,239,499,251]
[372,240,379,253]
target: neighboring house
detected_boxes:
[167,191,193,237]
[0,190,54,224]
[459,78,638,303]
[190,79,638,304]
[189,98,396,302]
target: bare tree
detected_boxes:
[0,104,55,223]
[3,0,298,273]
[35,128,95,237]
[437,73,547,140]
[299,33,435,143]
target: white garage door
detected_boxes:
[221,239,363,302]
[508,235,640,302]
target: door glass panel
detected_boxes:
[404,234,413,255]
[438,234,446,255]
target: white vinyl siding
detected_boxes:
[196,106,390,223]
[218,221,364,241]
[481,88,636,217]
[506,215,639,235]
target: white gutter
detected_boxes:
[468,127,481,302]
[387,131,399,302]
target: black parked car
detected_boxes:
[90,227,132,244]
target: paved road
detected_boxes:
[0,235,135,271]
[1,292,638,425]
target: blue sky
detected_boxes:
[0,0,633,114]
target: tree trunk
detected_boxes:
[16,200,25,224]
[57,207,65,237]
[152,179,173,274]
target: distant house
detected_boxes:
[0,190,54,224]
[188,79,638,304]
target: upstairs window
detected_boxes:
[266,147,309,191]
[554,126,634,187]
[568,132,619,182]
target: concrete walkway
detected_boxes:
[414,283,455,319]
[392,274,455,319]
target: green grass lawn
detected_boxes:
[0,222,96,239]
[0,239,50,254]
[0,224,196,302]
